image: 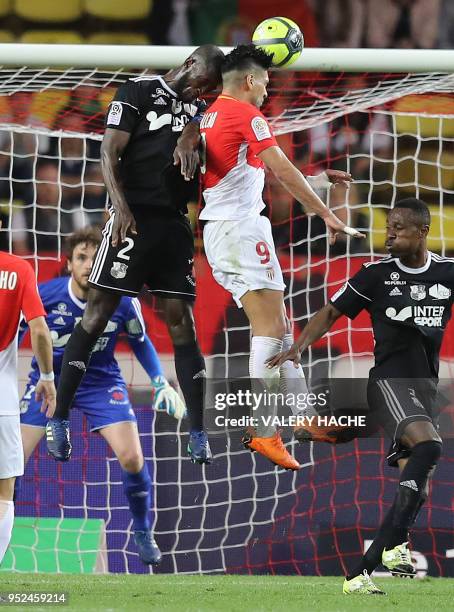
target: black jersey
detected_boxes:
[330,252,454,380]
[105,75,206,211]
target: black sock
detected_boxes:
[410,492,427,526]
[174,341,205,431]
[55,323,100,419]
[347,450,434,580]
[385,440,442,549]
[347,501,399,579]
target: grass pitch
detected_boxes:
[1,574,453,611]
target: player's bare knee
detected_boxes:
[400,420,441,448]
[164,301,196,345]
[81,312,106,336]
[82,289,120,336]
[171,326,196,346]
[119,451,144,473]
[167,315,196,345]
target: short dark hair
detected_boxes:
[191,44,225,83]
[393,198,431,226]
[65,226,102,260]
[222,44,274,75]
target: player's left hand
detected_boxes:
[326,169,353,187]
[173,144,199,182]
[151,375,187,420]
[266,343,302,369]
[323,211,366,245]
[35,380,57,418]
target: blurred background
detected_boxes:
[0,0,451,49]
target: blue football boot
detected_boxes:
[46,418,72,461]
[187,430,213,464]
[134,531,162,565]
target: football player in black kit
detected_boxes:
[267,198,452,595]
[47,46,225,476]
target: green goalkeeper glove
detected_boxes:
[151,375,187,420]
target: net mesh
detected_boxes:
[1,66,453,576]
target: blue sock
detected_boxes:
[122,464,152,532]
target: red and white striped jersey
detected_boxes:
[199,95,277,221]
[0,252,46,415]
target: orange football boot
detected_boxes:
[293,423,355,445]
[242,431,300,471]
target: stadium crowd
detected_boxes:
[0,0,450,49]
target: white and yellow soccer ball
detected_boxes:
[252,17,304,68]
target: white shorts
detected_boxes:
[0,414,24,479]
[203,216,285,307]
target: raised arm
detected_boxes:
[266,303,343,368]
[258,146,364,244]
[28,315,56,417]
[101,128,136,247]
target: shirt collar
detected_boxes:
[67,277,86,310]
[394,251,432,274]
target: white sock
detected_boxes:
[279,333,309,417]
[250,336,283,437]
[0,500,14,565]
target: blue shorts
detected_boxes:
[20,381,137,432]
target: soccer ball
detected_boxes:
[252,17,304,68]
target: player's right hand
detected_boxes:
[35,380,57,418]
[323,211,365,245]
[111,206,137,247]
[151,375,187,420]
[266,343,302,369]
[173,144,199,182]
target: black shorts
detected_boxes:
[367,378,439,467]
[89,207,196,301]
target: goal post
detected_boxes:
[2,44,454,576]
[0,43,453,71]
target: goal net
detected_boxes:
[1,50,454,577]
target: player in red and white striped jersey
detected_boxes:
[0,247,56,565]
[200,45,364,470]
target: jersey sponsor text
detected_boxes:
[0,270,17,290]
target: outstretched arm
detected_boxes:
[307,169,353,190]
[266,303,343,368]
[258,146,364,244]
[128,334,163,379]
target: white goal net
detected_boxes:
[1,53,454,575]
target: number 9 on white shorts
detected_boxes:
[203,215,285,307]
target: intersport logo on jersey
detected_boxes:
[385,305,445,327]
